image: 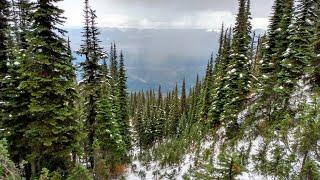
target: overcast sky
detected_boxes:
[61,0,275,91]
[58,0,274,30]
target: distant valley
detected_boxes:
[67,28,220,92]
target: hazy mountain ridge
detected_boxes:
[67,27,220,92]
[68,27,265,92]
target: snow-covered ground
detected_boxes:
[123,129,271,180]
[123,85,318,180]
[123,134,214,180]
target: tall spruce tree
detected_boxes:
[260,0,294,88]
[181,78,187,116]
[0,0,10,133]
[0,2,34,177]
[117,51,131,154]
[19,0,80,175]
[209,28,232,125]
[255,0,294,121]
[96,75,125,170]
[202,55,214,123]
[77,0,104,169]
[313,2,320,89]
[0,0,9,80]
[281,0,317,93]
[178,78,188,134]
[222,0,251,123]
[110,43,118,84]
[156,85,165,140]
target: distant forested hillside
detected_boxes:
[67,28,219,92]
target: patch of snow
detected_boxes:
[283,48,291,57]
[289,79,312,108]
[305,19,313,25]
[237,108,250,125]
[228,68,237,74]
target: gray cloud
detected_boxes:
[62,0,274,91]
[59,0,274,29]
[111,0,274,17]
[68,28,221,91]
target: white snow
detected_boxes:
[228,68,237,74]
[283,48,291,57]
[262,74,269,79]
[123,82,319,179]
[124,131,215,180]
[237,107,249,124]
[305,19,313,25]
[289,79,312,108]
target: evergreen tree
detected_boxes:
[311,2,320,89]
[0,2,34,178]
[0,0,11,135]
[254,0,294,122]
[0,0,9,79]
[95,76,125,170]
[190,75,202,124]
[209,28,232,125]
[260,0,294,88]
[178,79,188,134]
[222,0,252,129]
[201,56,213,123]
[281,0,317,94]
[10,0,32,48]
[0,28,31,171]
[0,139,21,179]
[77,0,106,168]
[181,79,187,115]
[251,35,266,79]
[110,43,118,85]
[20,0,80,175]
[117,51,131,154]
[169,84,180,135]
[155,85,165,140]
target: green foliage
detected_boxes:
[141,122,208,167]
[221,0,252,125]
[95,78,126,167]
[0,0,10,78]
[67,165,92,180]
[12,0,81,175]
[0,139,21,179]
[39,168,62,180]
[1,0,320,179]
[117,52,131,154]
[215,151,245,179]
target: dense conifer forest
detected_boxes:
[0,0,320,179]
